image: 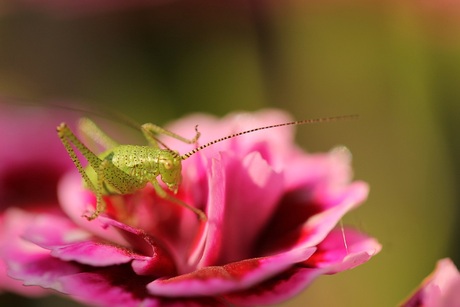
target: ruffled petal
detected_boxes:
[223,266,325,306]
[198,152,284,267]
[21,211,91,248]
[0,259,48,296]
[21,212,134,267]
[220,152,283,263]
[96,217,177,277]
[147,246,315,297]
[401,258,460,307]
[58,171,135,246]
[1,209,81,291]
[190,155,226,268]
[304,227,382,273]
[224,228,381,306]
[59,266,227,307]
[259,180,369,255]
[58,158,201,276]
[0,105,75,209]
[0,210,50,296]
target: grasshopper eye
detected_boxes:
[163,160,172,170]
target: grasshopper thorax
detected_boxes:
[158,149,182,194]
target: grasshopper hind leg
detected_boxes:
[57,123,109,220]
[57,123,100,193]
[78,118,120,152]
[84,160,111,220]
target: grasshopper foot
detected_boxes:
[82,210,101,221]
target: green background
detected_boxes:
[1,1,459,306]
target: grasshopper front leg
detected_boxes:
[151,180,207,221]
[141,123,200,148]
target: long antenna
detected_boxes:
[2,96,172,148]
[181,114,358,160]
[2,96,144,131]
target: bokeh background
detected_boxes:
[1,1,459,306]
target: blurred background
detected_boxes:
[0,0,459,306]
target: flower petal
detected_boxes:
[98,217,177,277]
[0,210,50,296]
[224,228,381,306]
[0,104,75,209]
[304,227,382,273]
[59,265,227,307]
[223,266,325,306]
[21,212,135,267]
[198,152,284,267]
[401,258,460,307]
[1,209,81,292]
[259,180,369,255]
[52,241,136,267]
[21,212,91,248]
[58,171,134,246]
[147,246,315,297]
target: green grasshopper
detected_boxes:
[57,114,357,221]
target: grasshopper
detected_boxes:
[57,114,357,221]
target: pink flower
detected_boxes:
[0,103,76,296]
[1,109,381,306]
[401,258,460,307]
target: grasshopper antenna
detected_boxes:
[181,114,359,160]
[2,95,174,149]
[1,96,143,131]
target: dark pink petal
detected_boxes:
[21,212,135,267]
[52,241,136,267]
[58,171,135,246]
[223,266,325,306]
[1,209,81,290]
[0,260,47,296]
[59,167,202,276]
[97,217,177,277]
[147,246,315,297]
[0,212,49,296]
[114,185,205,275]
[286,147,365,210]
[259,180,369,256]
[59,265,227,307]
[198,152,284,267]
[21,211,91,248]
[224,228,381,306]
[185,154,227,270]
[0,104,75,209]
[401,258,460,307]
[220,152,283,262]
[22,196,177,276]
[304,227,382,273]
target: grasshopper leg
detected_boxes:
[141,123,200,148]
[84,160,111,220]
[151,180,207,221]
[57,123,99,193]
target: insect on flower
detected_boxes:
[57,114,357,221]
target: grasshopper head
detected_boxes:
[159,150,182,193]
